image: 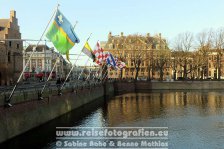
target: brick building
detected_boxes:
[0,10,23,85]
[102,32,170,80]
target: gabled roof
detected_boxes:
[0,19,9,27]
[0,19,9,39]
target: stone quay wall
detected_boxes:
[115,81,224,93]
[0,83,114,143]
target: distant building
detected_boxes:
[102,32,170,79]
[24,45,68,80]
[78,65,100,80]
[207,50,224,79]
[0,10,23,85]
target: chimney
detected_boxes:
[108,32,112,39]
[10,10,16,19]
[146,33,150,37]
[159,33,161,38]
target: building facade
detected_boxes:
[102,32,170,80]
[0,10,23,85]
[207,51,224,79]
[24,45,68,80]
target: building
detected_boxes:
[207,50,224,79]
[0,10,23,85]
[24,45,68,80]
[77,65,100,80]
[102,32,170,80]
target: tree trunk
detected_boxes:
[218,54,221,80]
[135,60,141,82]
[147,66,151,81]
[183,65,187,79]
[135,67,139,82]
[173,70,176,80]
[120,68,123,79]
[159,67,164,81]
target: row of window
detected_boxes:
[108,43,166,50]
[8,41,20,49]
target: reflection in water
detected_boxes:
[1,91,224,149]
[106,91,224,148]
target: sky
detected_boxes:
[1,0,224,65]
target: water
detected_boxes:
[1,91,224,149]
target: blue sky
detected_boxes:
[1,0,224,65]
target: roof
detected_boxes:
[0,19,9,39]
[0,19,9,27]
[103,34,168,50]
[26,45,50,52]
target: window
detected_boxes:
[8,52,11,63]
[17,43,19,49]
[131,62,134,66]
[209,63,211,68]
[152,44,156,49]
[32,59,36,69]
[9,41,12,47]
[25,59,28,65]
[38,59,42,68]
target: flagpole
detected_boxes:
[101,73,108,83]
[100,65,108,83]
[77,57,90,80]
[59,33,92,94]
[38,57,59,100]
[5,4,59,107]
[86,64,99,82]
[86,65,93,80]
[91,62,107,84]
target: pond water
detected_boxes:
[1,91,224,149]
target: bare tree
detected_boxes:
[154,48,170,81]
[195,29,213,79]
[211,28,224,80]
[128,36,150,81]
[173,32,194,79]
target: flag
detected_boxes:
[115,58,126,69]
[46,9,80,55]
[106,52,116,68]
[66,51,71,63]
[93,42,109,65]
[82,41,95,60]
